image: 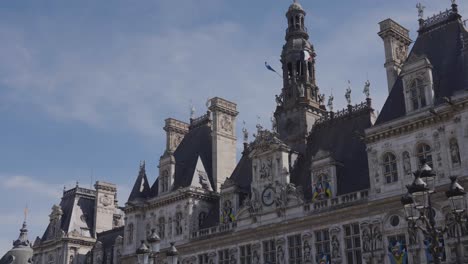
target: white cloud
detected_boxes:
[1,175,62,199]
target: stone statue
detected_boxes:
[297,84,305,97]
[345,81,352,105]
[277,245,285,264]
[327,94,334,112]
[363,80,370,98]
[190,104,196,119]
[252,250,260,264]
[403,151,411,174]
[450,138,461,165]
[318,93,325,105]
[331,234,341,258]
[271,114,277,133]
[275,94,283,106]
[416,3,425,19]
[303,240,312,263]
[242,121,248,143]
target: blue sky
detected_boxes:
[0,0,465,254]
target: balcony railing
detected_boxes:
[304,190,369,212]
[190,222,237,240]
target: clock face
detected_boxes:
[262,187,275,206]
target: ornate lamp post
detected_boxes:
[401,161,467,264]
[166,242,179,264]
[136,241,150,264]
[446,176,467,264]
[147,229,161,264]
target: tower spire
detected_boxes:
[274,3,326,153]
[13,211,31,248]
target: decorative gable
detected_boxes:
[401,55,434,113]
[310,150,342,201]
[190,156,213,191]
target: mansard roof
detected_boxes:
[172,125,213,190]
[96,227,124,255]
[127,162,151,203]
[293,103,373,199]
[40,186,96,241]
[376,11,468,125]
[225,148,253,194]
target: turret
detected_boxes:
[275,1,326,153]
[378,19,412,93]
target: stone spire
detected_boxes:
[13,214,30,248]
[275,2,326,153]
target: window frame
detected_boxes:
[344,223,362,264]
[382,152,399,184]
[416,143,433,168]
[287,234,303,264]
[240,244,252,264]
[263,239,277,264]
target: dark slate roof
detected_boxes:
[199,203,220,229]
[148,178,159,198]
[127,163,151,203]
[96,227,124,251]
[376,14,468,125]
[226,149,252,194]
[41,188,96,241]
[95,227,124,264]
[172,125,213,190]
[293,105,374,199]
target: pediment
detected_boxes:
[249,129,290,158]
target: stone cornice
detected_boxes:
[124,188,219,213]
[366,98,468,144]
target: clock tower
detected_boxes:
[274,1,326,153]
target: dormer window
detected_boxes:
[383,153,398,183]
[401,56,434,114]
[409,79,426,110]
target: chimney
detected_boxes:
[94,181,117,235]
[163,118,189,154]
[378,19,412,93]
[208,97,239,192]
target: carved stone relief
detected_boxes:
[220,114,233,133]
[449,138,461,167]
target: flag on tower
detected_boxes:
[264,62,282,78]
[301,50,312,62]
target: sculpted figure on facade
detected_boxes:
[298,83,305,97]
[303,240,313,263]
[402,151,411,174]
[450,138,461,166]
[345,81,352,105]
[275,94,283,106]
[277,245,285,264]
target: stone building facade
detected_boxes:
[32,182,124,264]
[91,1,468,264]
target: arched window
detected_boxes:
[417,143,433,167]
[198,212,207,229]
[410,79,426,110]
[158,217,165,239]
[127,223,134,245]
[383,153,398,183]
[175,212,183,235]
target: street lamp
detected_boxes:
[147,229,161,264]
[136,240,150,264]
[166,242,179,264]
[401,160,467,264]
